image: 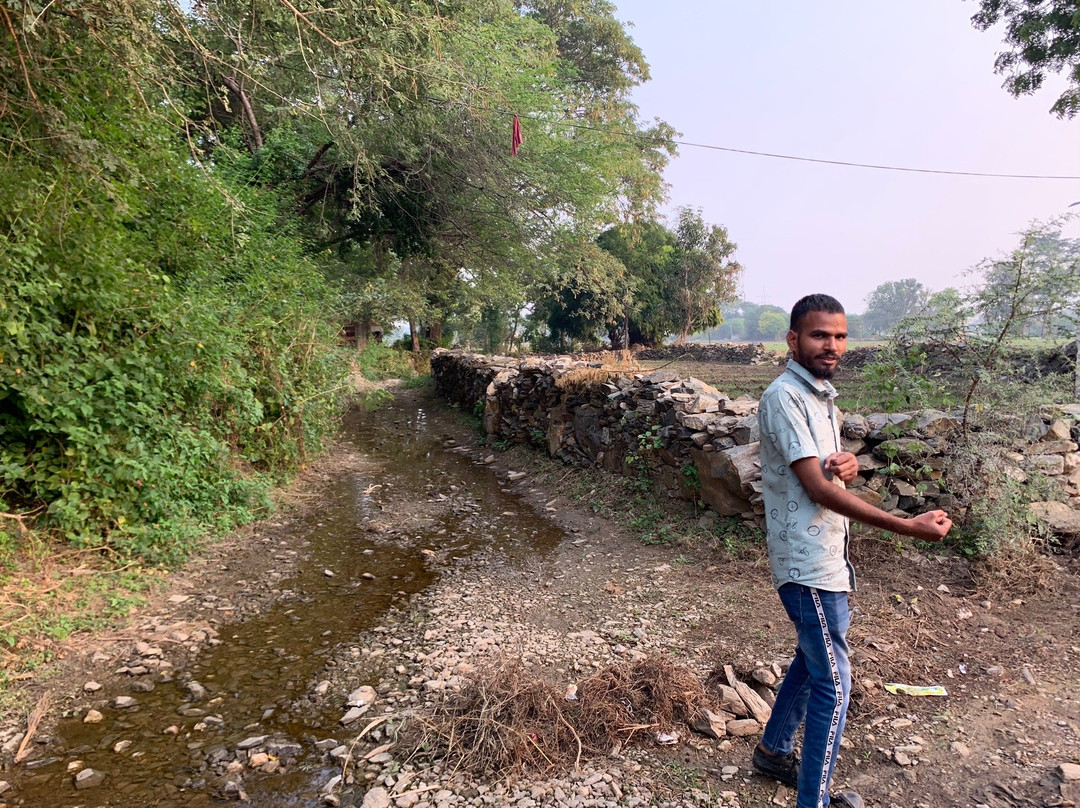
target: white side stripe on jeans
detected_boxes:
[811,588,844,808]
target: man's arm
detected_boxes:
[791,457,952,542]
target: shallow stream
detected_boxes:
[10,395,566,807]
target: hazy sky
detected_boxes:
[610,1,1080,313]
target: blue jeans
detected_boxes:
[760,583,852,808]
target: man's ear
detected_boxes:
[785,329,797,353]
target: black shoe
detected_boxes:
[829,792,864,808]
[751,744,799,788]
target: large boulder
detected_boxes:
[692,443,760,516]
[1031,501,1080,535]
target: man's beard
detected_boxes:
[809,363,836,380]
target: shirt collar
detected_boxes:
[785,359,838,400]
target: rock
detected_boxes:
[681,412,720,431]
[725,718,761,737]
[248,752,270,768]
[74,768,106,790]
[856,453,887,472]
[113,740,132,753]
[83,680,102,693]
[851,488,884,508]
[340,706,368,724]
[236,735,267,750]
[916,410,960,437]
[732,415,760,446]
[733,680,772,724]
[716,684,748,716]
[751,668,777,687]
[690,709,729,739]
[112,696,137,709]
[347,685,378,708]
[842,414,869,439]
[266,739,303,760]
[1046,419,1074,441]
[1031,501,1080,535]
[362,786,392,808]
[186,680,208,701]
[0,781,9,795]
[84,709,104,724]
[1027,454,1066,475]
[1059,762,1080,781]
[950,741,973,758]
[692,443,760,516]
[892,749,912,766]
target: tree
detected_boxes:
[863,279,930,336]
[596,221,677,346]
[533,243,635,350]
[669,207,743,343]
[971,0,1080,118]
[757,311,788,341]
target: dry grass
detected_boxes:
[411,655,712,775]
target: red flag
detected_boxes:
[511,115,523,156]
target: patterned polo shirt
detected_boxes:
[758,360,855,592]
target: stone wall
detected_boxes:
[633,342,779,365]
[431,350,1080,533]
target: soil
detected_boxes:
[2,385,1079,808]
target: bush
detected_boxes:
[0,85,349,562]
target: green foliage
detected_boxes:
[863,278,929,337]
[971,0,1080,118]
[873,222,1080,556]
[851,346,957,413]
[357,343,417,382]
[584,210,742,348]
[757,311,788,341]
[0,46,348,561]
[361,388,395,412]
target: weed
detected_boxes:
[357,343,417,382]
[400,374,432,390]
[361,388,395,412]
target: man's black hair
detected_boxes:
[789,294,845,332]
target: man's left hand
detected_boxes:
[824,452,859,483]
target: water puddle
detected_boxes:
[9,395,566,806]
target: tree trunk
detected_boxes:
[222,75,263,151]
[357,318,372,351]
[428,320,443,346]
[409,319,420,352]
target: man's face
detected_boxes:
[787,310,848,380]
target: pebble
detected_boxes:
[74,768,106,790]
[236,735,267,750]
[83,680,102,692]
[84,709,104,724]
[363,786,392,808]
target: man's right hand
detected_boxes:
[905,510,952,542]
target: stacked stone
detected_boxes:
[634,343,777,365]
[430,350,1080,533]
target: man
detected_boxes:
[751,294,952,808]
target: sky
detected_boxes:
[610,1,1080,314]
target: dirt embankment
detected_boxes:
[2,387,1079,808]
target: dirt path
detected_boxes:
[2,387,1079,808]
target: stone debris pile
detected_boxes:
[432,351,1080,533]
